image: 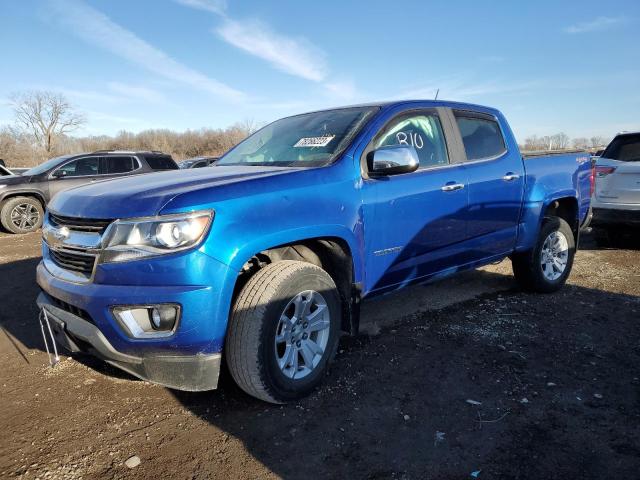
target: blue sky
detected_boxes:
[0,0,638,141]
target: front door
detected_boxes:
[48,156,101,200]
[361,108,469,294]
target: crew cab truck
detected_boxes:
[36,101,593,403]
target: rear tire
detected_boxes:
[0,196,44,234]
[225,260,341,403]
[512,216,575,293]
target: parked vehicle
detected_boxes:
[36,101,593,403]
[0,150,178,234]
[0,164,15,177]
[178,156,219,169]
[591,131,640,245]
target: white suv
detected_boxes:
[591,132,640,245]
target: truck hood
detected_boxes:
[48,166,300,219]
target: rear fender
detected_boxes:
[516,189,579,252]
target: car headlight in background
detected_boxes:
[101,210,213,263]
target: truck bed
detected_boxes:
[522,149,588,159]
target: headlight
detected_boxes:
[100,210,213,263]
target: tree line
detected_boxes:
[0,90,612,168]
[0,90,257,167]
[521,133,609,152]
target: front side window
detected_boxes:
[602,134,640,162]
[103,156,138,174]
[54,157,100,177]
[217,107,378,168]
[455,114,506,161]
[372,112,449,169]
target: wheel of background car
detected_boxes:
[0,196,44,234]
[511,216,576,293]
[225,260,341,403]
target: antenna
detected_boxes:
[434,89,439,100]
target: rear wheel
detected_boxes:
[512,216,575,293]
[225,260,341,403]
[0,196,44,234]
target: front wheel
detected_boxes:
[0,196,44,234]
[225,260,341,403]
[512,216,575,293]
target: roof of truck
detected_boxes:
[301,99,501,116]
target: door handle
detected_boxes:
[441,183,465,192]
[503,173,520,181]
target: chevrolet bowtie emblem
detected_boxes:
[53,226,70,240]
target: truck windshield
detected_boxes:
[217,107,378,167]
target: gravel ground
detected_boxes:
[1,232,639,479]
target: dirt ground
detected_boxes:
[1,231,639,479]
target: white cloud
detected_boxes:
[174,0,226,15]
[323,79,358,101]
[107,82,165,103]
[393,74,543,103]
[47,0,245,101]
[564,16,627,34]
[216,19,328,82]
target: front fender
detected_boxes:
[214,224,363,285]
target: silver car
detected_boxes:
[591,132,640,245]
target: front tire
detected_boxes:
[512,216,575,293]
[0,196,44,234]
[225,260,341,403]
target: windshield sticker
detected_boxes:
[293,135,335,148]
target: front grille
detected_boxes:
[48,294,93,323]
[49,247,97,275]
[49,213,113,233]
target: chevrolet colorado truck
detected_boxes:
[36,101,593,403]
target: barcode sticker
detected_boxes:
[293,135,335,148]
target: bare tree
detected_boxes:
[590,136,607,149]
[552,132,570,149]
[9,90,85,155]
[572,137,590,149]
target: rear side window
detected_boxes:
[602,134,640,162]
[103,156,138,174]
[373,112,449,169]
[145,155,178,170]
[455,114,506,161]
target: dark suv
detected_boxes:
[0,150,178,234]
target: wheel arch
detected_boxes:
[232,234,362,335]
[0,190,47,209]
[543,196,579,238]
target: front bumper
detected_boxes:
[38,292,221,391]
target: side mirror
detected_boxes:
[368,145,419,177]
[51,170,66,178]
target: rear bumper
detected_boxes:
[591,207,640,227]
[37,292,221,391]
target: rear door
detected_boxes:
[450,109,524,260]
[596,133,640,205]
[360,107,469,293]
[101,155,141,178]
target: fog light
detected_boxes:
[151,308,162,329]
[112,304,180,338]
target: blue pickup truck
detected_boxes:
[36,101,593,403]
